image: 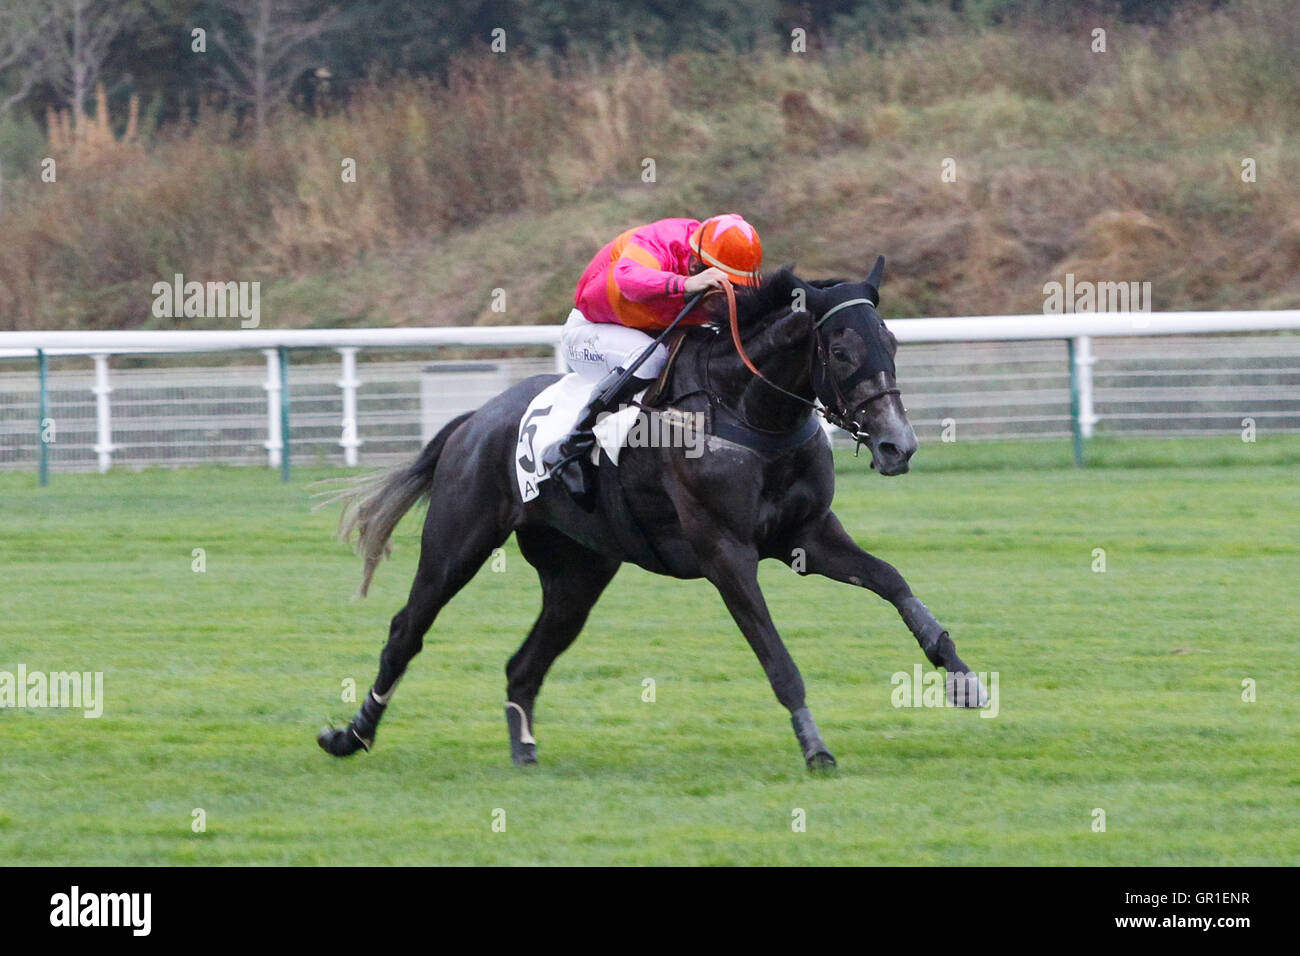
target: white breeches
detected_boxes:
[561,309,667,381]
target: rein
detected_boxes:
[722,281,897,449]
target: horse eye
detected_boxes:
[831,347,850,362]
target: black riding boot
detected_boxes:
[540,367,654,511]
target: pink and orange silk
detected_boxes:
[573,218,711,332]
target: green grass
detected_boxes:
[2,436,1298,865]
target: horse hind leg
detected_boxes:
[317,601,420,756]
[504,527,620,766]
[318,496,511,757]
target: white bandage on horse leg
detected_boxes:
[372,676,401,705]
[504,701,535,744]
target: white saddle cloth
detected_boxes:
[514,373,645,502]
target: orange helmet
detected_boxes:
[689,214,763,286]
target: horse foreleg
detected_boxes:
[693,531,836,770]
[779,510,987,708]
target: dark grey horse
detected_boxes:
[318,260,986,769]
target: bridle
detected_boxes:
[721,280,899,450]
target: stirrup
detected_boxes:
[537,427,596,508]
[554,450,598,510]
[542,432,595,475]
[549,446,589,473]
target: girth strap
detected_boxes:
[710,403,822,452]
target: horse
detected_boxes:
[317,257,986,770]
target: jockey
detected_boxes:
[541,214,764,505]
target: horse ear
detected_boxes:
[787,274,827,316]
[866,255,885,288]
[863,255,885,307]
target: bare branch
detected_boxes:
[42,0,141,120]
[0,0,53,116]
[209,0,340,134]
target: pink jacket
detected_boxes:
[574,219,709,331]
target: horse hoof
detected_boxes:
[511,743,538,767]
[317,726,364,757]
[806,751,837,772]
[946,671,989,709]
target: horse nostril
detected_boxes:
[878,442,901,459]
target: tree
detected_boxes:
[0,1,56,213]
[212,0,340,137]
[0,0,52,117]
[44,0,142,131]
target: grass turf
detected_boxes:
[1,436,1297,865]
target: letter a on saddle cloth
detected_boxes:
[514,374,646,502]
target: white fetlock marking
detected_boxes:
[505,701,536,745]
[372,677,401,705]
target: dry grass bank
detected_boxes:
[0,0,1296,330]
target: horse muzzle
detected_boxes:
[866,422,917,476]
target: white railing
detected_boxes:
[2,309,1298,482]
[3,308,1299,354]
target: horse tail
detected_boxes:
[333,411,474,598]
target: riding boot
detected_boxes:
[541,367,653,511]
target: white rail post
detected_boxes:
[337,347,361,467]
[91,353,114,473]
[1074,335,1097,438]
[263,348,282,468]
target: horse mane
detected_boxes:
[723,268,851,329]
[714,267,802,330]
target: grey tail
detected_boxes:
[316,411,474,597]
